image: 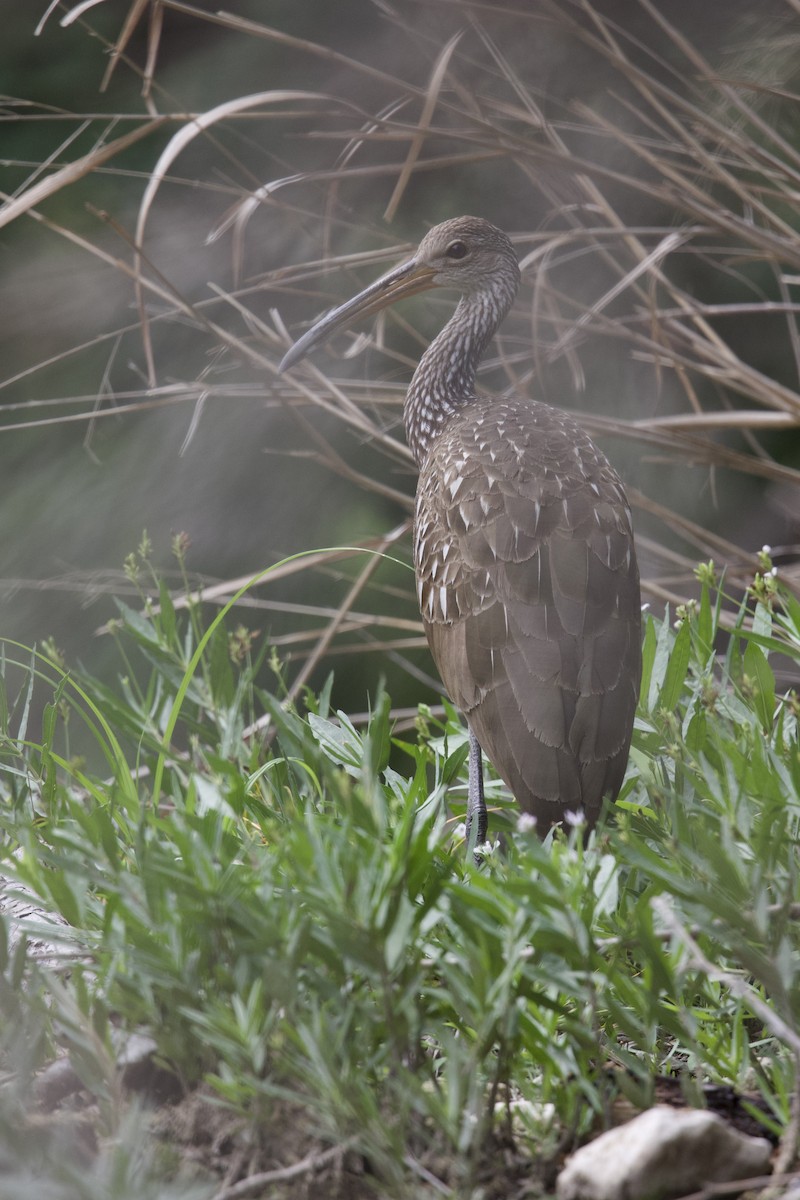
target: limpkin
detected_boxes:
[280,217,641,849]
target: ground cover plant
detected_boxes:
[0,541,798,1197]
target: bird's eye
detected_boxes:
[445,240,469,260]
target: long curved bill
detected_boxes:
[279,256,438,372]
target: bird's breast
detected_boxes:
[413,397,634,627]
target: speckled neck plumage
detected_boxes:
[403,277,518,468]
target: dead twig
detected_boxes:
[211,1138,358,1200]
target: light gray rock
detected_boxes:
[557,1104,772,1200]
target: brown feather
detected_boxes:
[417,394,641,830]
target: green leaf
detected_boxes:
[365,687,392,776]
[640,615,657,705]
[659,617,691,711]
[442,741,470,786]
[743,639,776,733]
[208,623,235,706]
[308,711,363,774]
[15,645,36,744]
[697,581,713,657]
[778,588,800,642]
[648,607,674,710]
[685,708,707,753]
[113,598,163,648]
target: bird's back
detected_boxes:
[414,393,641,830]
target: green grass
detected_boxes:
[0,542,798,1197]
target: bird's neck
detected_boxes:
[403,289,512,467]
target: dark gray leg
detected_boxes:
[466,730,488,860]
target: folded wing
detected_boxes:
[414,397,641,829]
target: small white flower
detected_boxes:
[517,812,537,834]
[640,602,651,612]
[770,566,778,577]
[762,544,772,554]
[454,822,467,841]
[564,808,586,828]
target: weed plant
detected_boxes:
[0,542,798,1196]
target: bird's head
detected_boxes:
[279,216,520,372]
[414,216,520,294]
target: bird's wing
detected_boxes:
[414,399,641,827]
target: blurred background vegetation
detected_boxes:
[2,0,799,731]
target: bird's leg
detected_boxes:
[466,730,488,861]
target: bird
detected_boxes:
[280,216,641,851]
